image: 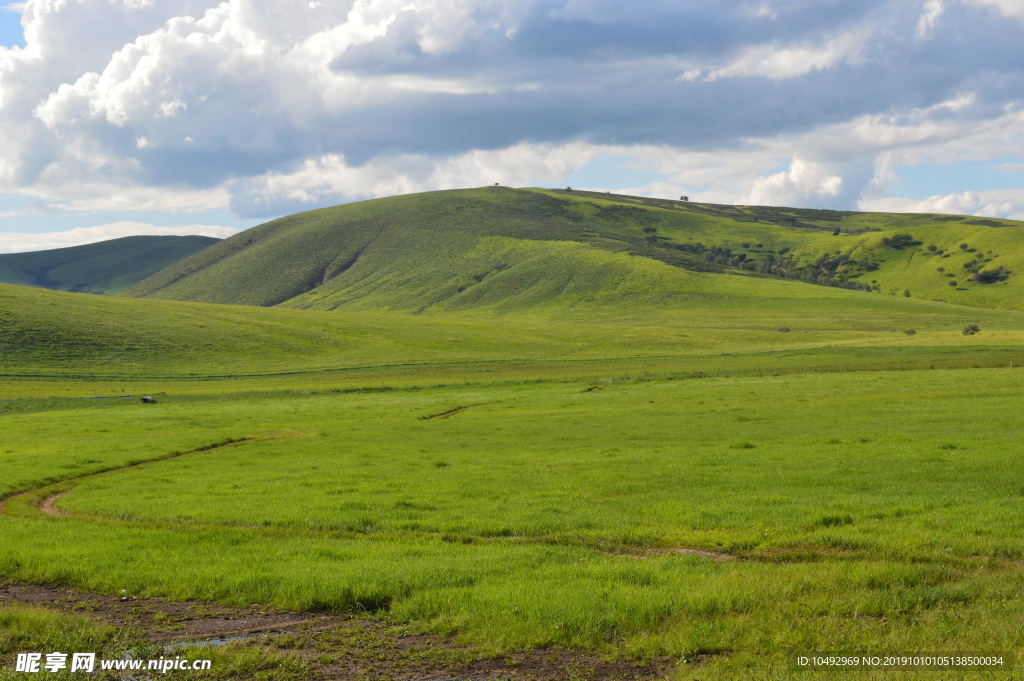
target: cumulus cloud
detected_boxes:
[0,0,1020,232]
[230,141,598,216]
[0,221,237,253]
[743,157,844,206]
[860,190,1024,220]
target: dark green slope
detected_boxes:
[124,187,1024,312]
[0,235,220,294]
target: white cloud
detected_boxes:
[0,0,1021,227]
[703,26,871,81]
[13,181,230,214]
[751,3,777,20]
[571,98,1024,211]
[964,0,1024,18]
[0,221,236,253]
[860,190,1024,220]
[916,0,945,38]
[743,156,844,206]
[231,141,599,216]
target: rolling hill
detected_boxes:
[6,191,1024,680]
[123,187,1024,313]
[5,250,1024,385]
[9,186,1024,384]
[0,235,220,295]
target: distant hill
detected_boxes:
[0,235,220,295]
[124,187,1024,312]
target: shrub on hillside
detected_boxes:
[969,267,1011,284]
[962,324,980,335]
[880,234,922,248]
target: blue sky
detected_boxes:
[0,0,1021,252]
[0,3,23,48]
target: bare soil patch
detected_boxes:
[0,581,670,680]
[0,581,325,642]
[38,490,68,517]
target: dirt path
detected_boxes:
[0,581,670,680]
[38,490,68,517]
[20,487,742,563]
[0,434,306,519]
[19,488,743,562]
[0,433,689,679]
[0,581,325,643]
[650,547,735,561]
[419,402,495,420]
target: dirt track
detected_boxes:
[38,490,68,516]
[0,581,670,680]
[0,435,680,679]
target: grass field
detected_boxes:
[2,369,1023,679]
[4,188,1024,679]
[4,279,1024,679]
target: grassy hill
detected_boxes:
[5,270,1024,394]
[0,235,219,294]
[123,187,1024,312]
[8,192,1024,679]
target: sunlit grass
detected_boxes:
[3,369,1024,678]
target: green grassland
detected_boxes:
[0,236,218,295]
[0,603,313,681]
[2,371,1024,680]
[4,278,1024,401]
[123,187,1024,312]
[5,189,1024,679]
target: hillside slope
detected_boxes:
[0,235,220,294]
[124,187,1024,312]
[4,280,1023,383]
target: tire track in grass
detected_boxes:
[0,581,670,681]
[10,476,746,564]
[38,490,68,517]
[418,402,497,420]
[647,547,735,561]
[0,433,311,516]
[0,432,879,566]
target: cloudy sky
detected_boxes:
[0,0,1021,252]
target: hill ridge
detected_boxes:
[123,187,1024,312]
[0,235,220,295]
